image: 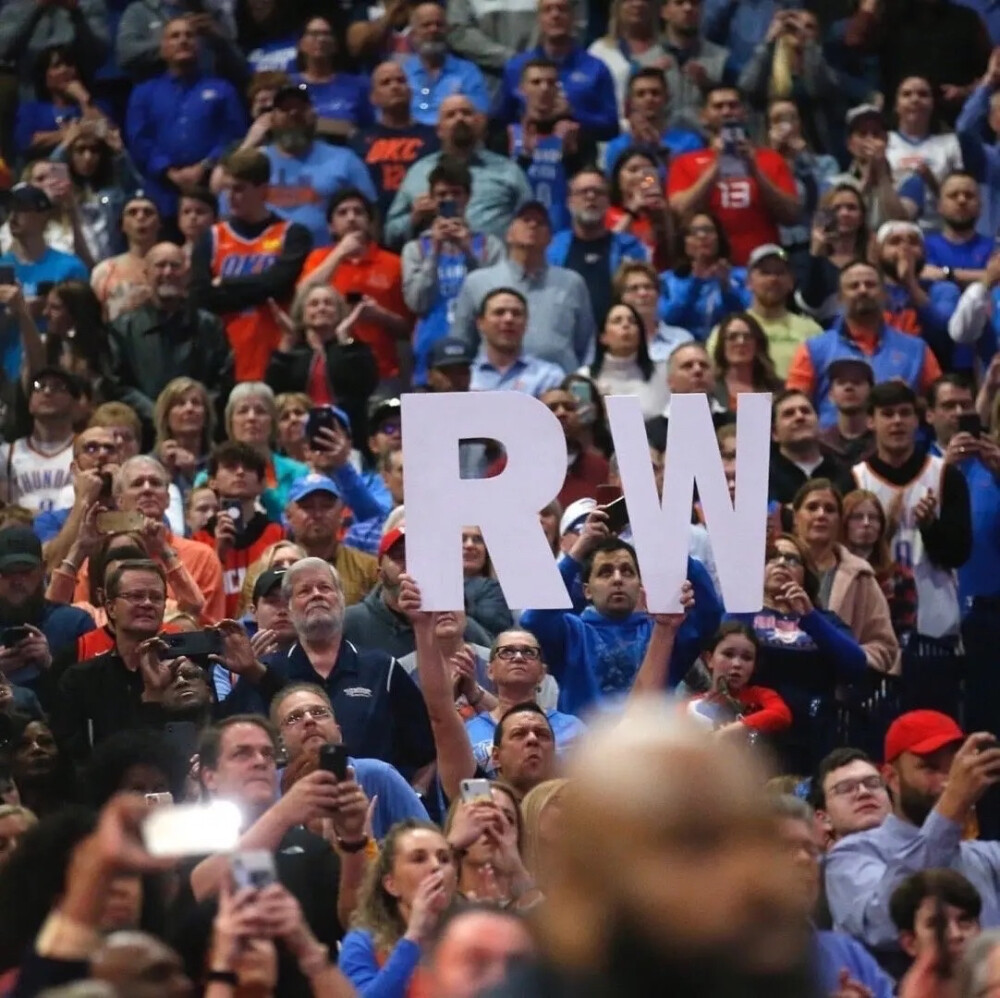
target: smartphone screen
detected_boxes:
[438,199,457,219]
[958,413,983,437]
[0,266,16,286]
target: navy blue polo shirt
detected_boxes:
[225,640,435,778]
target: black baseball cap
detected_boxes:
[0,525,42,572]
[273,82,312,106]
[429,337,474,369]
[252,568,286,602]
[828,358,875,384]
[31,366,82,399]
[7,183,52,214]
[367,396,401,428]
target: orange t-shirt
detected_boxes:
[299,243,412,379]
[210,220,291,381]
[667,148,797,265]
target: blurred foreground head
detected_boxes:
[539,698,814,998]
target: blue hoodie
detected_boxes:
[521,553,722,716]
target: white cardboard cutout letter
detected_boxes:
[402,392,572,611]
[606,393,771,613]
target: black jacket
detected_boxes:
[105,302,234,427]
[768,447,856,505]
[265,338,379,450]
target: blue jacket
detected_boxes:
[813,930,895,998]
[491,45,619,140]
[339,932,420,998]
[658,268,750,342]
[401,53,489,125]
[125,70,246,216]
[521,553,723,715]
[956,83,1000,240]
[546,229,648,274]
[805,319,929,428]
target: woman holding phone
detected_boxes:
[606,146,674,269]
[339,820,458,997]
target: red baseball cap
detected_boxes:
[377,526,405,560]
[884,710,964,763]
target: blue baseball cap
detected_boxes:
[287,473,341,504]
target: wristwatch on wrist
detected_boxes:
[336,835,370,853]
[943,266,956,283]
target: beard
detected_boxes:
[274,126,314,156]
[945,214,976,234]
[598,910,816,998]
[418,39,447,61]
[0,589,45,627]
[572,206,604,227]
[450,121,477,151]
[297,606,343,643]
[898,779,937,827]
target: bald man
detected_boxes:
[384,94,531,248]
[350,61,440,220]
[105,241,233,427]
[485,702,815,998]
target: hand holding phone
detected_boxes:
[319,743,349,781]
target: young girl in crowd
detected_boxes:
[687,622,792,737]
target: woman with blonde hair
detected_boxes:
[710,312,784,410]
[339,819,458,996]
[153,377,215,502]
[520,778,568,894]
[265,283,378,450]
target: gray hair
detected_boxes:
[281,557,342,601]
[114,454,169,495]
[224,382,277,442]
[959,929,1000,998]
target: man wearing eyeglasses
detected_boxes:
[809,747,891,850]
[0,366,77,513]
[270,683,428,840]
[33,425,119,557]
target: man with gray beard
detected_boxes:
[546,167,648,327]
[222,557,434,778]
[401,3,489,126]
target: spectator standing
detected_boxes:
[539,384,613,506]
[89,194,160,322]
[614,260,693,364]
[260,82,376,248]
[711,312,783,412]
[104,242,233,431]
[657,211,749,342]
[297,187,411,391]
[350,61,440,222]
[491,0,618,141]
[0,369,77,513]
[923,171,993,286]
[402,157,505,385]
[659,0,729,130]
[605,146,674,269]
[125,17,246,219]
[191,148,312,384]
[385,95,531,248]
[0,0,109,102]
[453,203,596,374]
[402,3,489,126]
[955,47,1000,241]
[816,358,877,465]
[808,748,891,849]
[769,389,856,504]
[467,288,566,397]
[853,381,971,713]
[668,85,801,265]
[708,243,821,379]
[786,261,942,428]
[602,68,705,173]
[289,17,373,141]
[176,187,218,263]
[588,0,668,125]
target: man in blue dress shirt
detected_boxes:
[125,16,246,218]
[401,3,489,126]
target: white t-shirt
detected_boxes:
[886,131,962,226]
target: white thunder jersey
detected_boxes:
[0,437,74,513]
[853,454,960,639]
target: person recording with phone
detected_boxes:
[401,157,505,386]
[191,442,285,619]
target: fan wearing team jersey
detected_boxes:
[0,367,77,513]
[192,441,285,619]
[505,58,595,235]
[667,85,801,266]
[852,381,972,718]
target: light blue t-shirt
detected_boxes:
[464,708,587,775]
[262,142,377,247]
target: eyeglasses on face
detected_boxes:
[770,552,803,568]
[32,379,69,395]
[828,775,885,797]
[492,645,541,661]
[281,704,333,727]
[114,590,167,605]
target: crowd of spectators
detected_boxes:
[0,0,995,995]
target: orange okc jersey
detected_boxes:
[210,221,290,381]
